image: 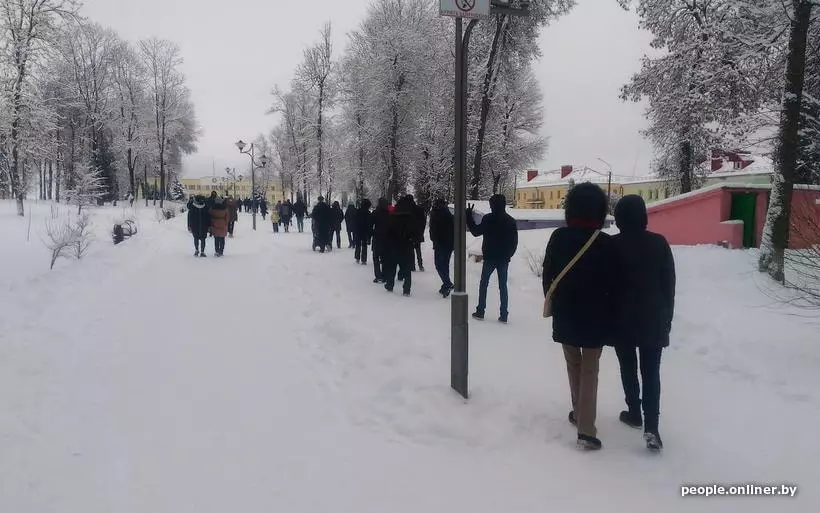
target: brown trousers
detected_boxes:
[562,345,603,438]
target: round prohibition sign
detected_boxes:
[456,0,476,12]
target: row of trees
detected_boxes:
[264,0,572,206]
[0,0,199,216]
[619,0,820,283]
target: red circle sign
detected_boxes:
[456,0,476,12]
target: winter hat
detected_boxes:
[614,195,648,234]
[564,182,607,229]
[317,196,325,202]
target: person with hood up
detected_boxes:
[371,198,390,283]
[609,195,675,452]
[383,196,416,296]
[354,199,373,265]
[429,198,454,297]
[293,198,308,233]
[542,183,615,451]
[260,198,269,220]
[226,196,239,238]
[344,203,357,248]
[331,201,345,249]
[209,196,230,257]
[280,199,293,232]
[311,196,332,252]
[187,195,211,257]
[206,190,218,207]
[466,194,518,322]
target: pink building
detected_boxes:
[646,184,820,249]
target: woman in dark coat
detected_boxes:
[354,199,373,265]
[610,195,675,451]
[331,201,345,249]
[542,183,615,451]
[344,204,357,248]
[187,195,211,257]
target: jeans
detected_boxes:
[434,247,453,290]
[214,236,226,254]
[384,246,412,294]
[476,259,509,317]
[193,236,206,253]
[615,346,663,433]
[297,216,304,232]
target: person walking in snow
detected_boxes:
[270,202,281,233]
[371,198,390,283]
[187,195,211,257]
[608,195,675,452]
[226,196,239,238]
[281,199,293,232]
[429,198,454,297]
[260,199,269,220]
[209,196,230,257]
[293,197,308,233]
[409,195,426,272]
[383,196,416,296]
[344,203,357,248]
[466,194,518,323]
[354,199,373,265]
[127,191,135,207]
[542,183,615,451]
[311,196,332,252]
[331,201,345,249]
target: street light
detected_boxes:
[597,157,614,205]
[448,0,531,400]
[236,139,268,231]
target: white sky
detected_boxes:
[82,0,654,181]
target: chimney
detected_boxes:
[526,170,538,182]
[561,165,573,179]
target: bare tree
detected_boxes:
[298,22,334,194]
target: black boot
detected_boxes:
[471,311,484,320]
[577,434,602,450]
[568,411,577,426]
[619,410,643,429]
[644,431,663,451]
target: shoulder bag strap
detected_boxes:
[546,230,601,299]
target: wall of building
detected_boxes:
[646,188,733,246]
[181,179,290,201]
[791,189,820,250]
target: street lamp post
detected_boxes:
[597,157,614,206]
[448,0,531,400]
[235,140,269,231]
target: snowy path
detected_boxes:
[1,211,818,512]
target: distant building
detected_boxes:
[180,177,290,201]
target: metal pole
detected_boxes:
[451,16,469,400]
[251,144,257,231]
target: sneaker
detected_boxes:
[200,253,207,258]
[419,265,425,272]
[472,311,485,320]
[568,411,577,426]
[619,410,643,429]
[355,259,360,264]
[385,284,394,293]
[361,261,367,266]
[577,434,602,451]
[644,432,663,451]
[498,315,508,323]
[373,278,382,284]
[194,251,200,257]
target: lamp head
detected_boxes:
[235,140,246,152]
[260,154,269,167]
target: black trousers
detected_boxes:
[193,235,206,252]
[615,346,663,433]
[347,230,355,247]
[214,236,226,254]
[372,242,384,280]
[334,228,342,248]
[228,221,235,235]
[434,247,453,290]
[411,241,423,270]
[384,246,412,294]
[355,236,369,264]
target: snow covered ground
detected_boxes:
[1,199,818,513]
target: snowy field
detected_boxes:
[1,199,819,513]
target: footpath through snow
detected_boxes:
[1,203,819,513]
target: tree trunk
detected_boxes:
[679,140,694,193]
[759,0,814,283]
[10,68,25,216]
[317,82,324,193]
[144,164,149,207]
[128,148,135,195]
[470,15,507,200]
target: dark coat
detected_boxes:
[387,198,416,251]
[226,198,239,222]
[467,196,518,262]
[372,201,390,251]
[429,204,454,251]
[542,226,615,348]
[355,199,373,241]
[344,205,357,232]
[311,201,332,231]
[280,201,293,219]
[210,202,230,238]
[412,203,426,243]
[610,195,676,348]
[260,200,269,215]
[331,205,345,230]
[187,200,211,238]
[293,200,307,218]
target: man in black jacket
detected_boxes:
[344,203,357,248]
[187,195,211,257]
[466,194,518,322]
[311,196,332,252]
[293,198,308,233]
[408,195,426,272]
[384,196,416,296]
[429,198,454,297]
[354,199,373,264]
[371,198,390,283]
[610,195,675,451]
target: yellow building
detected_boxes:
[180,177,290,201]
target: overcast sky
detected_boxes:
[83,0,654,180]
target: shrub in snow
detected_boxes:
[523,247,545,278]
[43,213,94,269]
[66,165,106,214]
